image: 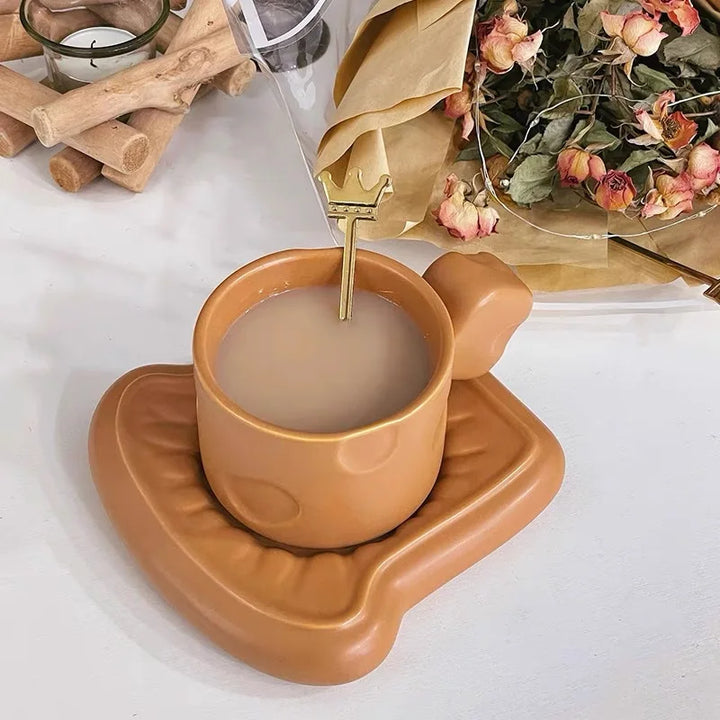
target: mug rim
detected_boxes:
[193,248,455,442]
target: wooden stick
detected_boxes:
[0,13,42,61]
[103,0,237,192]
[79,7,254,97]
[0,66,148,172]
[49,82,215,192]
[38,0,186,10]
[155,11,256,96]
[0,77,55,158]
[155,9,181,51]
[31,28,242,147]
[32,27,244,146]
[211,60,255,96]
[0,0,20,14]
[0,112,36,157]
[49,146,101,191]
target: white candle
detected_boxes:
[55,27,153,87]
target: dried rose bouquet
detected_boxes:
[433,0,720,241]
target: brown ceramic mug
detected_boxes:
[193,248,532,549]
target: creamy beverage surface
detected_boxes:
[214,286,432,433]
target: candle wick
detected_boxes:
[90,40,97,68]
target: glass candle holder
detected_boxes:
[19,0,169,92]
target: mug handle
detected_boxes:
[423,252,533,380]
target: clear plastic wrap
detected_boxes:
[225,0,376,246]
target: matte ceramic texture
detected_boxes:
[193,249,533,549]
[424,252,533,380]
[88,364,564,685]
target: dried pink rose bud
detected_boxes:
[641,172,695,219]
[476,204,501,237]
[686,143,720,191]
[601,10,667,56]
[443,84,475,140]
[557,148,607,187]
[595,170,637,211]
[444,83,472,120]
[432,176,500,240]
[640,0,700,36]
[480,13,542,74]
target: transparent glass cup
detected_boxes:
[20,0,169,92]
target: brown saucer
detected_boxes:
[89,365,564,685]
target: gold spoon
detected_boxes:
[609,235,720,304]
[318,168,392,320]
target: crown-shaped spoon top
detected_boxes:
[318,168,392,320]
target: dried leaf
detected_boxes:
[633,65,676,93]
[544,77,583,120]
[549,54,588,80]
[579,120,621,151]
[460,133,515,160]
[457,144,481,161]
[518,134,543,155]
[538,117,575,153]
[569,118,592,144]
[562,5,577,31]
[618,149,659,172]
[479,0,507,19]
[628,164,652,190]
[664,27,720,72]
[484,107,524,136]
[508,155,557,204]
[699,119,720,144]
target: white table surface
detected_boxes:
[2,67,720,720]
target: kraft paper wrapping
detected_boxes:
[317,0,720,291]
[517,208,720,291]
[316,0,474,235]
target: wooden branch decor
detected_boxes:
[37,0,186,9]
[0,0,254,192]
[31,28,243,146]
[0,111,36,157]
[102,0,245,192]
[155,9,181,50]
[0,0,20,14]
[49,146,101,192]
[48,81,215,193]
[155,11,255,97]
[0,13,41,61]
[0,66,149,172]
[211,61,254,97]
